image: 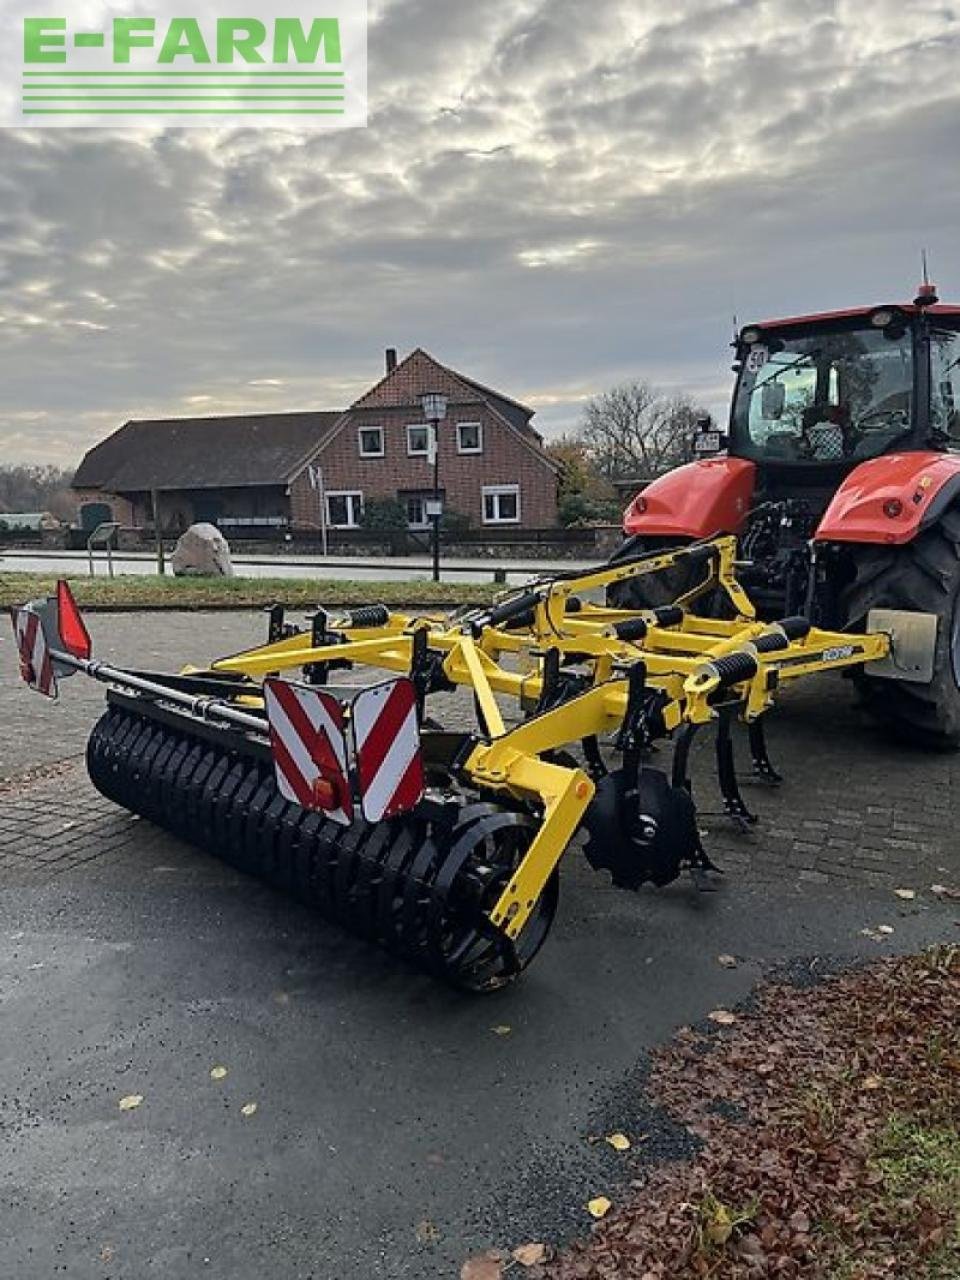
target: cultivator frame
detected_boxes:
[11,537,894,991]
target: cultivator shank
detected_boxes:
[11,537,892,990]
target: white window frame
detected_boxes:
[326,491,364,529]
[482,484,520,525]
[358,426,385,459]
[404,493,430,530]
[456,421,483,454]
[406,423,429,457]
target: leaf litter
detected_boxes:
[531,946,960,1278]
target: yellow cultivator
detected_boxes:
[12,538,892,991]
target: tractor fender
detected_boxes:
[623,457,756,538]
[814,452,960,546]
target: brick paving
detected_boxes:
[0,610,957,893]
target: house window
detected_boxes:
[406,424,429,456]
[404,494,429,529]
[358,426,384,458]
[457,422,483,454]
[482,484,520,525]
[326,491,364,528]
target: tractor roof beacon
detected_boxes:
[615,282,960,747]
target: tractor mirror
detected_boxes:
[761,381,786,420]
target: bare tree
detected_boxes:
[577,382,705,481]
[0,465,77,520]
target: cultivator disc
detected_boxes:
[86,699,556,991]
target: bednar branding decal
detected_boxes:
[351,678,424,823]
[12,606,57,699]
[263,677,353,825]
[8,1,367,128]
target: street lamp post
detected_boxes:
[420,391,448,583]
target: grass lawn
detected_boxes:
[0,571,500,611]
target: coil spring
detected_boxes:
[709,650,760,688]
[86,705,557,992]
[345,604,391,629]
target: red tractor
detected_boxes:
[613,283,960,746]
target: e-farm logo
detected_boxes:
[7,1,367,127]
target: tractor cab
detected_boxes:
[728,300,960,474]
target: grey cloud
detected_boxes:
[0,0,958,464]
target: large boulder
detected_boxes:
[171,523,234,577]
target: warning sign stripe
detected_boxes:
[353,679,424,823]
[13,607,56,699]
[353,678,417,783]
[263,678,352,824]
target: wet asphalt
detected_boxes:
[1,612,958,1279]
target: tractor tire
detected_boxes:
[606,536,728,616]
[606,536,694,610]
[838,508,960,748]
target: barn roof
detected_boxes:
[72,411,343,493]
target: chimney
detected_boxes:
[385,347,398,374]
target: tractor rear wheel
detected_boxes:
[839,509,960,748]
[606,536,695,610]
[606,536,727,616]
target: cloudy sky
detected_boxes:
[1,0,958,467]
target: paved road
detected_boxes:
[1,614,958,1279]
[0,548,585,586]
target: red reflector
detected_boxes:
[311,776,339,811]
[56,580,91,659]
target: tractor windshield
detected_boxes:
[731,325,914,464]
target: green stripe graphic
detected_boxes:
[22,70,345,77]
[23,95,346,100]
[23,108,346,114]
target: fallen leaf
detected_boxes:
[709,1009,737,1026]
[99,1245,114,1263]
[877,925,895,936]
[587,1196,612,1219]
[894,888,916,901]
[932,884,960,899]
[705,1202,734,1245]
[512,1242,547,1266]
[861,1074,882,1091]
[416,1219,440,1245]
[605,1132,631,1152]
[118,1094,143,1112]
[240,1102,258,1117]
[491,1025,512,1037]
[209,1066,228,1081]
[717,954,738,969]
[460,1251,504,1280]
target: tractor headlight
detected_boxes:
[741,326,763,345]
[870,307,904,329]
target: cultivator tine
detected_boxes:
[714,708,758,828]
[748,718,783,785]
[671,723,699,795]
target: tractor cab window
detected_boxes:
[931,326,960,447]
[732,326,913,464]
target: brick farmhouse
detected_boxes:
[72,349,559,535]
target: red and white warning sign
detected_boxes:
[263,677,353,825]
[352,678,424,823]
[12,606,57,700]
